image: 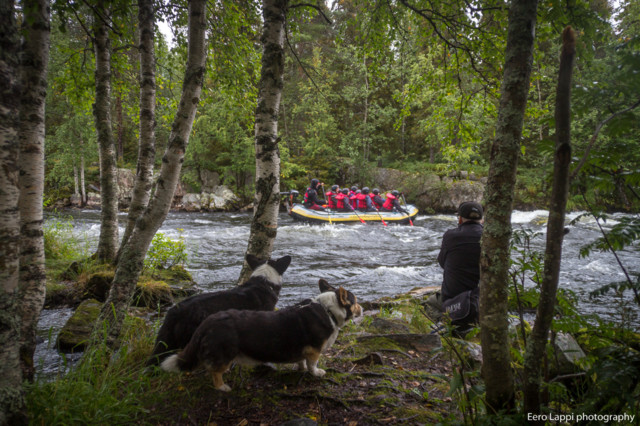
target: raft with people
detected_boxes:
[283,187,419,225]
[288,202,419,225]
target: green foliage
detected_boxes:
[44,214,90,265]
[144,231,188,272]
[26,316,155,424]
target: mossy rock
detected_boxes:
[57,298,102,353]
[133,279,174,308]
[85,270,115,302]
[151,265,193,283]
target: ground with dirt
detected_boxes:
[141,295,471,425]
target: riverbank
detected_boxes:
[28,288,470,424]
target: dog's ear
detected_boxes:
[318,279,335,293]
[337,287,350,306]
[274,255,292,275]
[246,254,265,271]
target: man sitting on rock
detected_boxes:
[424,201,483,336]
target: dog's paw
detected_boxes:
[310,368,326,377]
[297,361,307,371]
[217,384,232,392]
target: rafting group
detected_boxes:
[303,179,408,214]
[284,179,418,225]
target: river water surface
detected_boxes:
[37,209,639,377]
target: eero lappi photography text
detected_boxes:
[527,412,636,424]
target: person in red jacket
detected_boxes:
[303,179,326,211]
[356,187,375,211]
[325,185,339,210]
[349,190,358,209]
[370,188,384,210]
[335,188,355,212]
[381,190,408,214]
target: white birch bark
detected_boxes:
[237,0,288,284]
[0,0,26,421]
[81,155,86,205]
[95,0,207,344]
[118,0,157,258]
[93,0,119,262]
[17,0,50,383]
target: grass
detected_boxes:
[26,315,157,425]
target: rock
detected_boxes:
[85,271,114,302]
[406,286,440,298]
[57,299,102,353]
[200,169,220,192]
[182,193,202,211]
[455,340,483,368]
[353,352,385,366]
[357,333,442,353]
[369,317,411,334]
[117,168,136,208]
[553,332,586,376]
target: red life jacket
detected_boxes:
[370,193,382,209]
[335,193,348,209]
[382,193,396,210]
[356,193,368,209]
[349,194,357,208]
[326,191,335,209]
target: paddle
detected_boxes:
[400,193,414,227]
[352,208,367,224]
[374,207,388,227]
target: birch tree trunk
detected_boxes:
[74,165,79,197]
[17,0,50,383]
[93,0,119,262]
[95,0,207,344]
[478,0,538,413]
[0,0,26,421]
[523,26,576,415]
[81,155,87,205]
[118,0,157,258]
[237,0,287,284]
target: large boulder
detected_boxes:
[366,167,485,214]
[57,299,101,353]
[180,185,240,212]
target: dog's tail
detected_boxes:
[160,340,199,373]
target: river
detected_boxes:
[36,209,639,377]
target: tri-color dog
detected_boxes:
[146,254,292,366]
[161,279,362,391]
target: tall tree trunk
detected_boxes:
[479,0,538,413]
[17,0,50,384]
[93,0,119,262]
[523,26,576,415]
[116,91,124,162]
[237,0,287,284]
[94,0,207,344]
[118,0,157,259]
[362,55,369,162]
[81,154,87,205]
[73,165,79,196]
[0,0,26,422]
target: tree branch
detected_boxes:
[570,98,640,181]
[289,2,332,25]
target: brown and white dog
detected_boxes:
[146,254,291,367]
[161,279,362,391]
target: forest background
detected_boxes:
[45,0,640,213]
[2,0,640,423]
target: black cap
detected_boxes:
[458,201,483,220]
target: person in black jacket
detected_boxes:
[303,179,326,210]
[425,201,483,332]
